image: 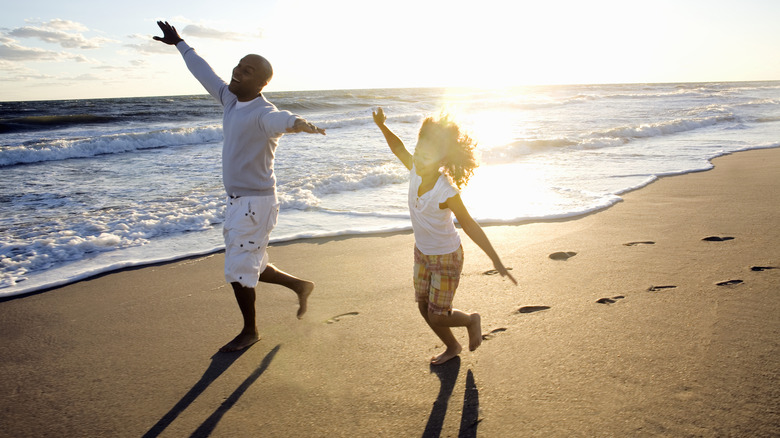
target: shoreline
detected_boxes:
[4,145,778,301]
[1,147,778,436]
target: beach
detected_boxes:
[1,146,778,436]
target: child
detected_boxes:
[373,107,517,365]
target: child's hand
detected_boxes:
[372,107,386,126]
[495,262,518,285]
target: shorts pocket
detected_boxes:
[265,202,280,234]
[431,272,441,290]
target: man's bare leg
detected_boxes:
[220,283,260,352]
[259,264,314,318]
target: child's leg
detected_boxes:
[415,245,474,364]
[429,309,482,352]
[419,302,462,364]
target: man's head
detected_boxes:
[229,54,273,101]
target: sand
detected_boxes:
[1,148,778,437]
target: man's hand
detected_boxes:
[153,21,183,45]
[289,118,326,135]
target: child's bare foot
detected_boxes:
[467,313,482,351]
[219,331,259,352]
[294,280,314,319]
[431,344,462,365]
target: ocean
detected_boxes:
[2,82,779,298]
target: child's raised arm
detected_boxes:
[446,194,518,285]
[373,107,413,170]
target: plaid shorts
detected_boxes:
[414,245,464,315]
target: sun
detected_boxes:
[432,87,554,222]
[461,161,554,222]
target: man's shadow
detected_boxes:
[143,344,281,438]
[422,357,481,438]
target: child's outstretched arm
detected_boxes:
[446,194,518,285]
[373,107,412,170]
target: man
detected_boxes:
[154,21,324,352]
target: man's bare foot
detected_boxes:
[467,313,482,351]
[294,280,314,319]
[431,344,462,365]
[219,331,259,352]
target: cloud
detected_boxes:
[0,38,101,64]
[8,19,116,49]
[71,73,102,81]
[125,34,175,54]
[43,19,88,32]
[0,63,55,81]
[0,40,60,61]
[181,24,255,41]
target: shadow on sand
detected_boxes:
[423,357,480,438]
[143,344,281,438]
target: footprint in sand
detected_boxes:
[596,296,625,304]
[702,236,735,242]
[623,241,655,246]
[325,312,359,324]
[549,251,577,261]
[516,305,550,314]
[481,327,507,341]
[483,267,513,275]
[751,266,777,272]
[648,285,677,292]
[716,279,743,286]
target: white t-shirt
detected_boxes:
[408,165,461,255]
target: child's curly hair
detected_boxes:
[418,113,479,189]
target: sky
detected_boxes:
[1,0,779,101]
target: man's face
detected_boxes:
[228,55,267,101]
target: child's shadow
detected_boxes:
[422,357,480,437]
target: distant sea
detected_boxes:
[2,82,779,297]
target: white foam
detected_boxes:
[0,124,223,166]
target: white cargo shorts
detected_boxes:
[223,195,279,288]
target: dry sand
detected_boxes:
[1,148,778,437]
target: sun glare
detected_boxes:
[435,88,525,151]
[461,161,554,222]
[430,87,553,221]
[465,110,520,155]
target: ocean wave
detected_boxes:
[480,113,737,162]
[307,165,407,195]
[0,114,118,134]
[590,114,736,139]
[278,164,408,210]
[0,125,223,167]
[480,138,578,162]
[0,195,224,289]
[318,209,409,220]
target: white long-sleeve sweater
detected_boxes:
[176,41,299,197]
